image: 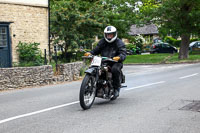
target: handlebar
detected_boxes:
[82,56,93,59]
[82,55,117,63]
[102,57,118,63]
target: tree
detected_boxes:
[138,0,200,59]
[50,0,138,56]
[50,0,108,56]
[102,0,137,39]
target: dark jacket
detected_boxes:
[90,38,126,62]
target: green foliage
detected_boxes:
[92,42,98,49]
[124,53,200,64]
[138,0,200,59]
[16,42,44,66]
[50,0,138,50]
[174,40,181,48]
[164,36,200,47]
[50,0,140,62]
[102,0,137,39]
[164,36,176,45]
[126,43,141,55]
[190,38,200,42]
[80,66,88,77]
[166,53,200,63]
[50,0,108,53]
[164,36,181,47]
[52,50,85,63]
[134,35,145,50]
[139,0,200,36]
[190,51,200,55]
[124,54,172,64]
[127,35,145,50]
[126,43,135,50]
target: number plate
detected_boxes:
[91,56,102,66]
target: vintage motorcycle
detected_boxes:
[79,55,125,110]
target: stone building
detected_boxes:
[0,0,49,67]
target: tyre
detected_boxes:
[79,74,96,110]
[110,95,118,101]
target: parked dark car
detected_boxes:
[150,43,178,54]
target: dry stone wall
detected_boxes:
[0,62,83,90]
[57,62,83,81]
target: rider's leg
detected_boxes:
[111,63,123,93]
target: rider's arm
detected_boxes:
[90,39,104,55]
[117,40,127,62]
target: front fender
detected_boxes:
[85,67,97,76]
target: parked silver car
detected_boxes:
[189,41,200,51]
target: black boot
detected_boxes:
[111,89,119,100]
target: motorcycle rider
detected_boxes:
[84,26,126,98]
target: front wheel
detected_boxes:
[79,74,96,110]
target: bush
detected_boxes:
[190,38,200,42]
[126,35,145,50]
[126,43,141,54]
[92,42,98,49]
[126,43,135,50]
[164,36,180,47]
[16,42,44,66]
[174,40,181,47]
[52,49,86,63]
[164,36,200,47]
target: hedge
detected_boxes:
[164,36,200,47]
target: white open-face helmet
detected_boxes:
[104,26,117,43]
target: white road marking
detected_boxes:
[123,64,194,76]
[0,81,166,124]
[179,73,199,79]
[0,101,79,124]
[125,81,166,91]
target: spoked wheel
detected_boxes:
[79,74,96,110]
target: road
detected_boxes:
[0,63,200,133]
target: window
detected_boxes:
[0,27,7,47]
[162,44,167,48]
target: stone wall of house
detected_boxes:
[0,62,84,90]
[0,3,48,62]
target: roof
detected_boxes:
[129,24,159,35]
[0,0,48,7]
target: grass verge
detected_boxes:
[124,53,200,64]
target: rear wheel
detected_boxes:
[79,74,96,110]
